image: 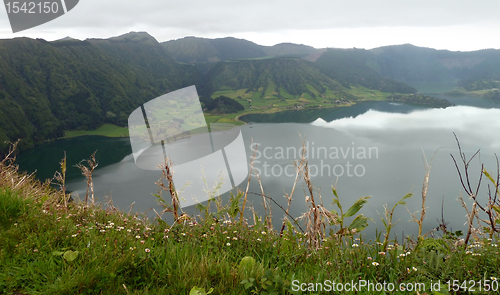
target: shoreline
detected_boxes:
[59,94,451,140]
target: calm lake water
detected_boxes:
[17,94,500,239]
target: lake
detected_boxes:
[17,94,500,240]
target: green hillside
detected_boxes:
[0,32,199,154]
[0,33,462,156]
[315,48,417,94]
[199,57,358,114]
[197,57,450,124]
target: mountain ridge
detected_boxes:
[2,31,496,156]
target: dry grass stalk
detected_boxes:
[104,194,120,214]
[241,139,257,224]
[51,152,69,209]
[457,193,476,243]
[156,156,180,221]
[76,151,98,206]
[252,192,305,234]
[1,141,57,207]
[418,150,436,239]
[295,137,336,249]
[254,171,272,231]
[406,150,436,241]
[279,147,306,237]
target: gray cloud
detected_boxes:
[1,0,499,49]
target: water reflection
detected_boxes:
[14,93,499,239]
[61,103,500,240]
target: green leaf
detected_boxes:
[239,256,256,273]
[332,187,339,198]
[331,188,342,211]
[344,196,370,218]
[397,193,413,206]
[483,169,496,185]
[63,250,79,262]
[52,251,64,256]
[348,214,369,232]
[380,217,388,229]
[189,286,214,295]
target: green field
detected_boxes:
[61,86,419,139]
[64,124,129,138]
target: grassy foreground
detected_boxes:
[1,143,500,294]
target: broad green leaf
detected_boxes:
[239,256,256,270]
[63,250,79,262]
[344,196,370,218]
[52,251,64,256]
[189,286,214,295]
[348,214,369,232]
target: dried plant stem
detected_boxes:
[76,151,98,206]
[295,135,336,249]
[241,139,257,224]
[279,154,306,237]
[156,157,179,222]
[255,172,272,230]
[251,192,305,234]
[450,133,488,245]
[51,152,69,210]
[418,150,435,239]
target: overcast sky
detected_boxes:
[1,0,499,51]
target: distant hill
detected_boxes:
[369,44,500,91]
[162,36,318,63]
[163,36,500,93]
[262,43,317,58]
[314,48,417,94]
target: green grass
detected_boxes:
[1,180,499,294]
[64,124,129,138]
[264,80,278,99]
[1,146,500,294]
[349,86,390,100]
